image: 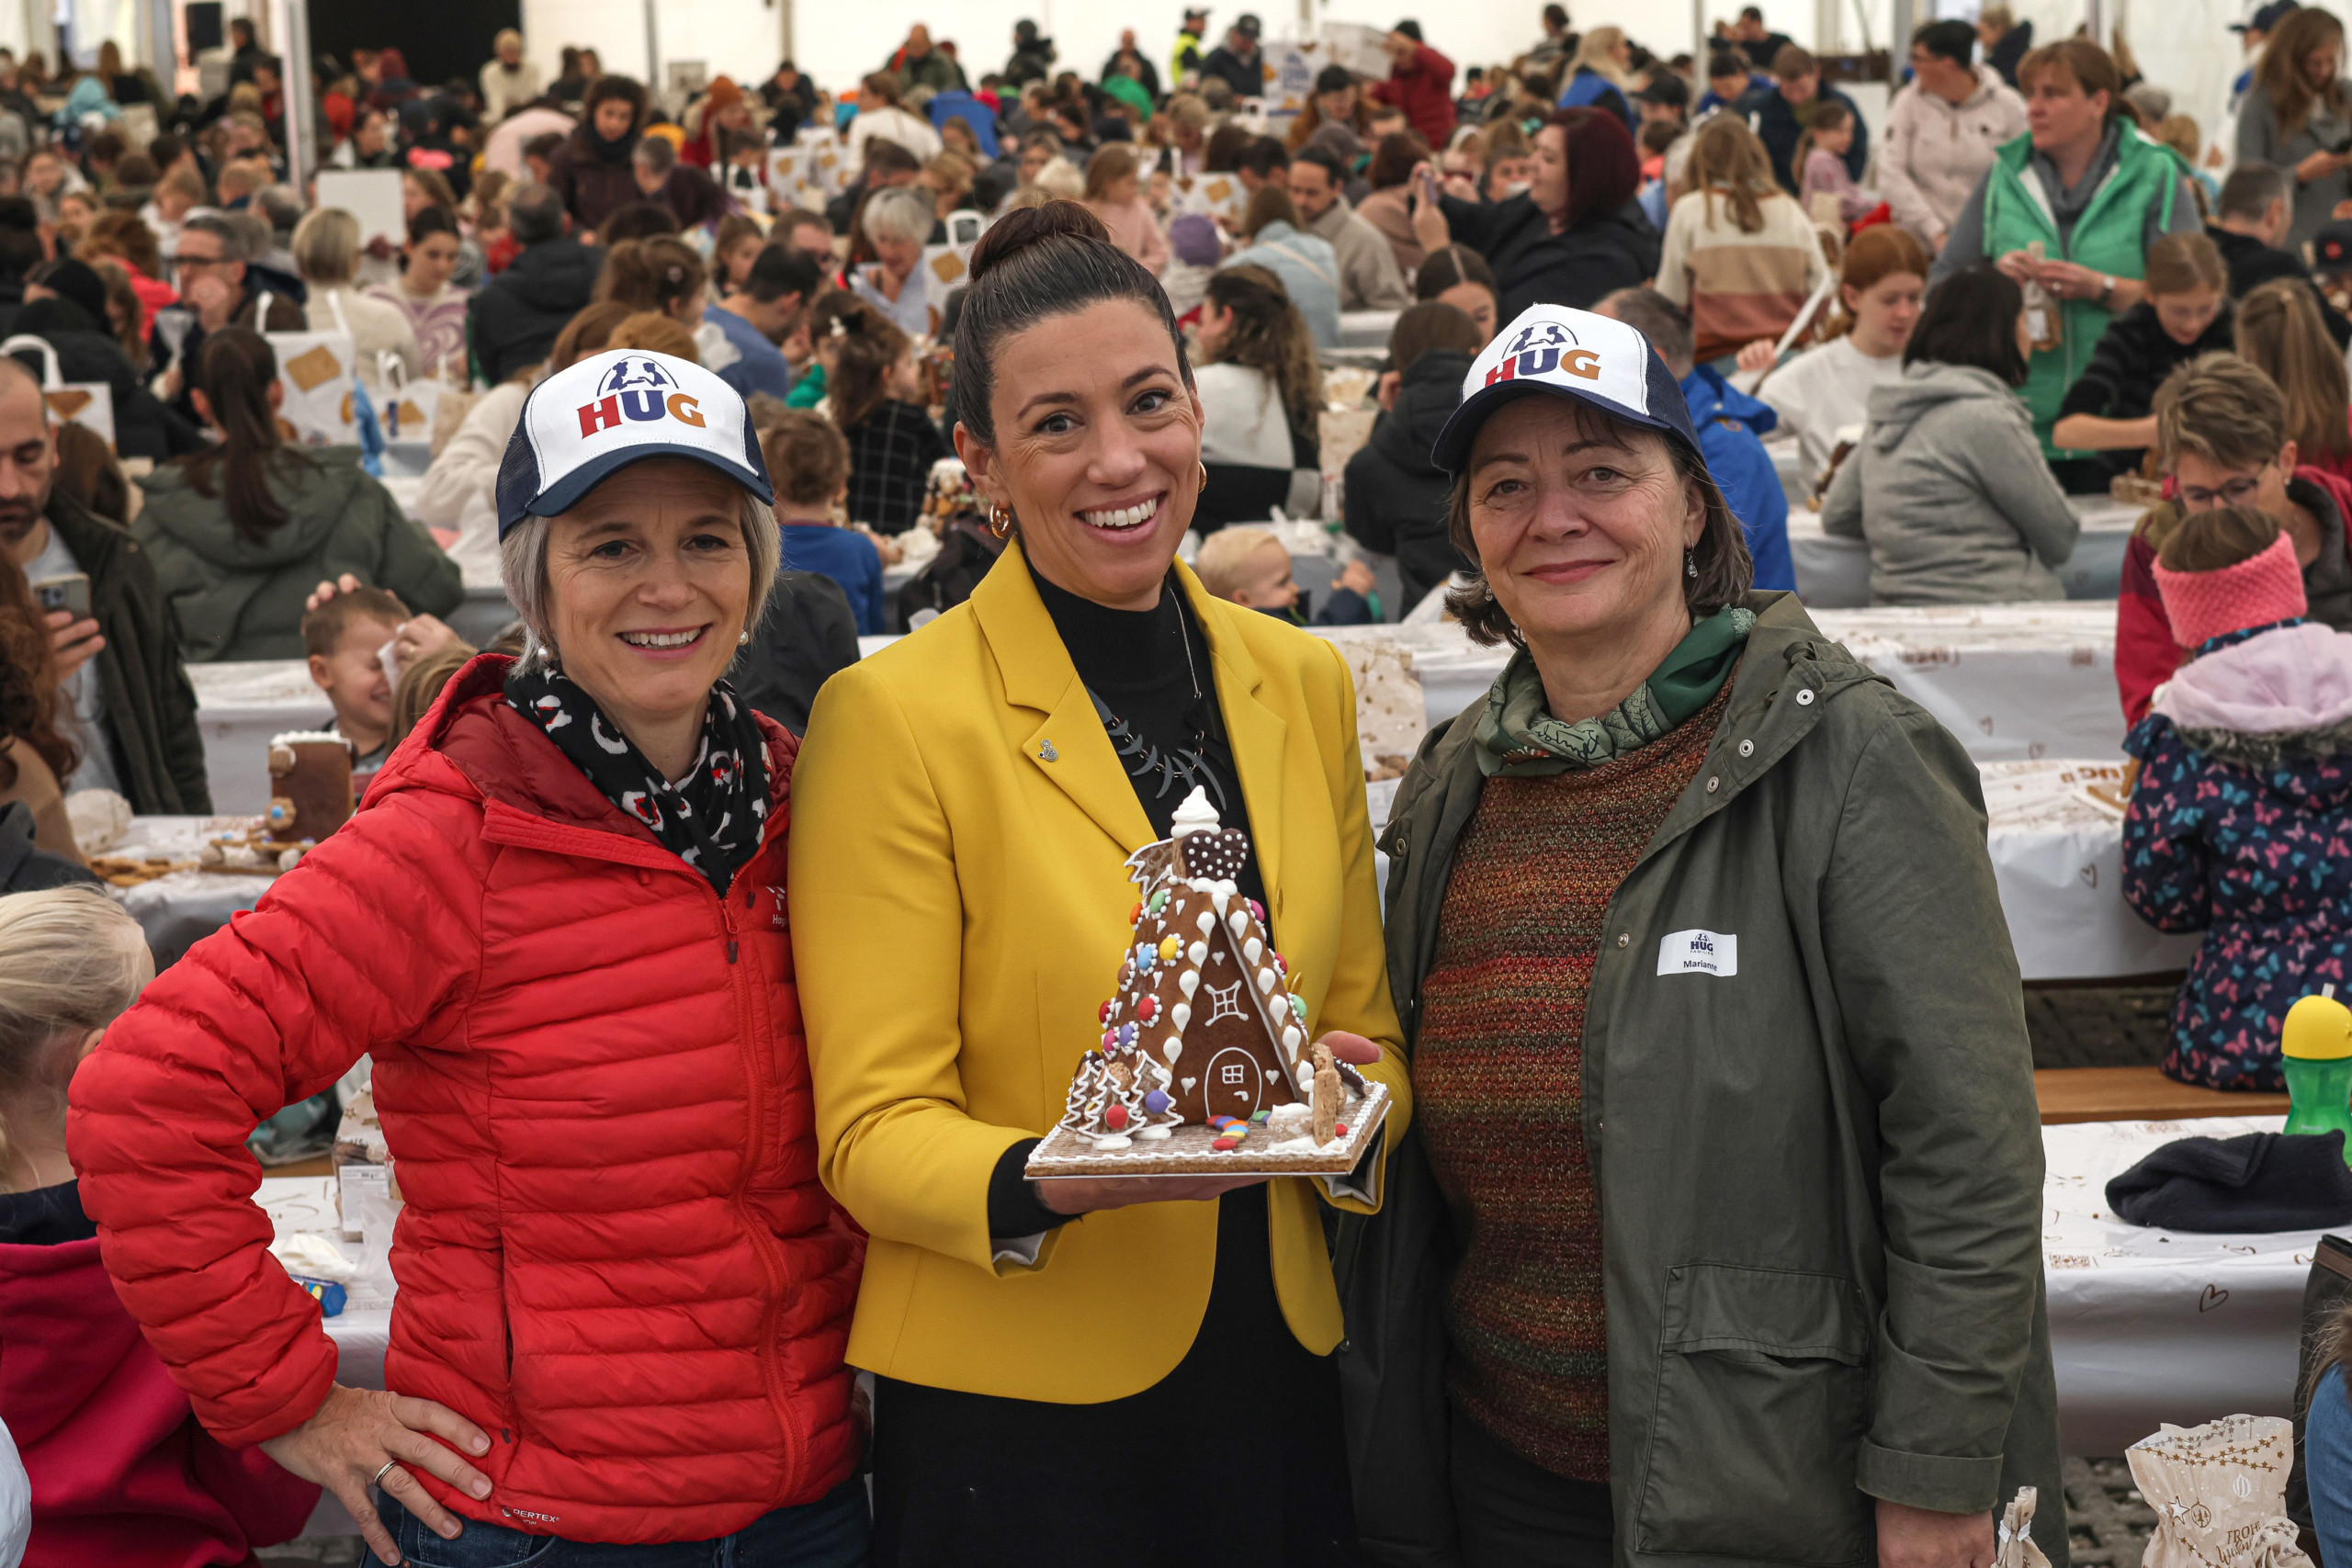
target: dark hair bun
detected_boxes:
[967,199,1114,285]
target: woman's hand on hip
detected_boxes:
[1875,1499,1994,1568]
[260,1383,494,1566]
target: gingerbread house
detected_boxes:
[1059,788,1362,1151]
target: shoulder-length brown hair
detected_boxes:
[2257,6,2349,138]
[1442,400,1755,647]
[1686,114,1779,236]
[0,550,77,788]
[2237,276,2352,461]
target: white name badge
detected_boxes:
[1657,929,1737,978]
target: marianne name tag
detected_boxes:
[1657,929,1737,978]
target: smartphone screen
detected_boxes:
[31,572,90,619]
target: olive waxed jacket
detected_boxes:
[1335,591,2064,1566]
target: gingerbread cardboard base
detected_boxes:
[1025,1079,1389,1179]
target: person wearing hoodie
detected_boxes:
[1597,286,1793,592]
[2050,231,2235,491]
[2115,353,2352,724]
[1880,21,2028,253]
[469,182,599,385]
[1344,301,1482,612]
[137,328,460,663]
[1821,265,2081,604]
[0,888,321,1566]
[548,73,650,234]
[2121,504,2352,1092]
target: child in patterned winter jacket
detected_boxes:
[2123,504,2352,1090]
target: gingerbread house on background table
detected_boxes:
[1061,787,1364,1150]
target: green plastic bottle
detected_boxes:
[2282,991,2352,1159]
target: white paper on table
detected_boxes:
[1323,21,1395,77]
[313,169,406,248]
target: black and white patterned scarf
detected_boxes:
[506,666,771,895]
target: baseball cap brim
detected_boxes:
[521,442,772,525]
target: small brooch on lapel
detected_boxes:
[1039,739,1058,762]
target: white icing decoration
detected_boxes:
[1266,1136,1317,1154]
[1171,1001,1191,1030]
[1195,911,1215,934]
[1163,1039,1182,1063]
[1281,1025,1301,1053]
[1170,785,1221,838]
[1216,879,1237,896]
[1177,973,1198,1000]
[1091,1134,1134,1150]
[1187,942,1207,964]
[1136,1125,1172,1141]
[1227,911,1248,938]
[1181,1077,1197,1091]
[1297,1066,1315,1089]
[1243,936,1262,964]
[1267,1102,1311,1132]
[1212,890,1230,918]
[1257,968,1277,993]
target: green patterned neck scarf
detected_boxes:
[1474,606,1756,777]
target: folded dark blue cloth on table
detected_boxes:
[2106,1131,2352,1233]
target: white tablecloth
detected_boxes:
[258,1177,390,1540]
[1809,603,2126,763]
[1788,497,2143,609]
[259,1118,2322,1472]
[106,816,276,965]
[1337,309,1398,351]
[2044,1116,2315,1455]
[187,661,334,814]
[1980,760,2201,981]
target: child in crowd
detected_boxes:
[1793,101,1878,226]
[2122,504,2352,1091]
[301,586,407,794]
[763,409,887,636]
[1343,299,1484,615]
[0,888,320,1565]
[831,301,950,535]
[721,130,769,214]
[1195,525,1377,625]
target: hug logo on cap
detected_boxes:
[1431,304,1702,477]
[496,349,774,540]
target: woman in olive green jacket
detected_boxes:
[1334,302,2062,1567]
[134,327,461,663]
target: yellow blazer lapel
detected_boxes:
[971,539,1154,856]
[1176,562,1287,906]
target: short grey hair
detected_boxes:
[632,134,677,176]
[508,182,566,245]
[863,186,936,247]
[179,211,248,261]
[500,489,780,671]
[1595,286,1695,379]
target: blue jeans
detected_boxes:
[381,1477,869,1567]
[2313,1361,2352,1562]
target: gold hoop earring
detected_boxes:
[989,502,1015,539]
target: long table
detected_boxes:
[1787,496,2144,610]
[261,1106,2313,1493]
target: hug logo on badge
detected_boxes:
[1657,930,1737,977]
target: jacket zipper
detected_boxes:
[710,860,803,1495]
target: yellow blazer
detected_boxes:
[789,541,1409,1404]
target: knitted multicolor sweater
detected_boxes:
[1414,682,1728,1481]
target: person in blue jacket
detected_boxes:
[1597,286,1795,592]
[763,409,889,637]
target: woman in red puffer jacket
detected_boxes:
[67,350,865,1568]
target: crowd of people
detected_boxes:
[6,1,2352,1563]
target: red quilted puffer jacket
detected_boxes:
[66,655,863,1546]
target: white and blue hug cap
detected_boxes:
[1431,304,1706,477]
[496,349,774,539]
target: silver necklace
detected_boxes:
[1086,595,1227,811]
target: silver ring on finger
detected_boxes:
[373,1459,400,1490]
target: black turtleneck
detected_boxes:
[877,558,1358,1566]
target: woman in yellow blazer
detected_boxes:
[790,206,1410,1565]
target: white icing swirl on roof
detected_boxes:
[1170,784,1221,838]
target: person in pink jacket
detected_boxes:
[1880,20,2028,252]
[1081,144,1169,275]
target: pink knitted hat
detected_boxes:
[2152,529,2308,650]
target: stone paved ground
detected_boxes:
[255,983,2195,1565]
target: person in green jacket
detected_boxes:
[135,328,462,664]
[1930,37,2200,487]
[1335,303,2063,1566]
